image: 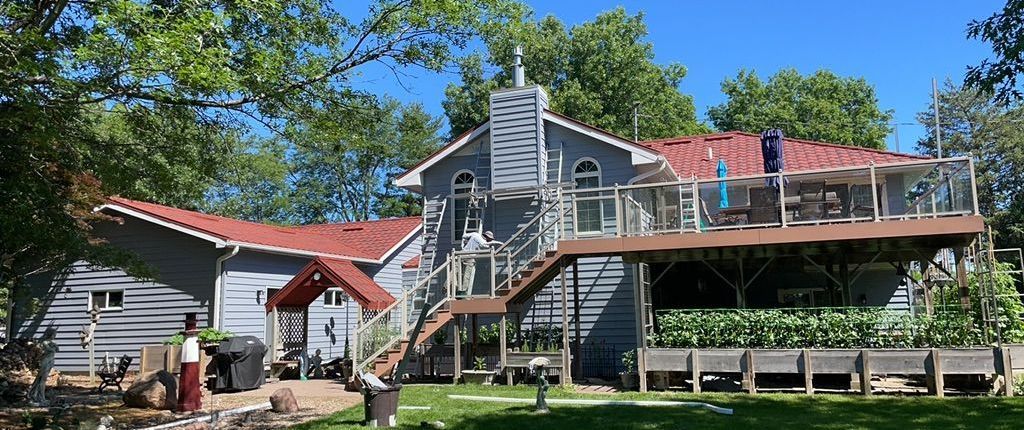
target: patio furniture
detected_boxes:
[749,188,780,224]
[798,181,827,220]
[95,354,132,393]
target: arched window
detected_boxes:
[573,158,603,234]
[452,170,476,241]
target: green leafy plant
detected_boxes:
[621,349,637,373]
[473,356,487,371]
[163,328,234,346]
[432,328,449,345]
[651,308,985,349]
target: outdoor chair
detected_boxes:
[797,181,827,221]
[95,354,132,393]
[748,188,780,224]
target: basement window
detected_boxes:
[89,290,124,311]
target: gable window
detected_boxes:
[573,158,603,234]
[89,290,124,311]
[452,170,476,242]
[324,289,348,308]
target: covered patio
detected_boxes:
[264,257,396,368]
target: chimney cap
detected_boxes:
[512,45,525,87]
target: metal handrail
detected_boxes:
[900,161,970,215]
[494,198,562,255]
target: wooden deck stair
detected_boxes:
[372,308,453,377]
[450,249,575,315]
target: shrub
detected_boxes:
[162,327,234,346]
[651,307,983,349]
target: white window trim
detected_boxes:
[451,169,476,244]
[573,158,604,235]
[88,289,124,312]
[324,288,348,308]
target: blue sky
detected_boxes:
[348,1,1003,153]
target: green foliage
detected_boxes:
[651,308,983,349]
[941,261,1024,343]
[477,320,517,345]
[287,98,443,222]
[621,349,636,373]
[163,328,234,345]
[707,69,893,149]
[966,0,1024,104]
[1,0,526,312]
[443,7,707,140]
[203,137,293,224]
[473,356,487,371]
[517,324,562,352]
[915,80,1024,250]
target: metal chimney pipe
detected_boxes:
[513,45,525,87]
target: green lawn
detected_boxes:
[295,384,1024,429]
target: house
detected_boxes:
[14,55,985,383]
[378,55,983,381]
[13,197,421,372]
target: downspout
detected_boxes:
[213,246,240,330]
[628,155,671,185]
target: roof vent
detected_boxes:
[513,45,525,87]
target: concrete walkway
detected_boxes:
[204,379,361,429]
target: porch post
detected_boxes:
[353,304,361,366]
[453,315,462,384]
[559,260,572,385]
[499,313,508,384]
[572,260,583,378]
[840,253,851,306]
[736,257,746,309]
[635,263,649,392]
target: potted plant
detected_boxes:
[620,350,638,390]
[461,356,496,385]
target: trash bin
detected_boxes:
[359,372,401,427]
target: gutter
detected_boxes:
[213,246,240,330]
[627,155,672,185]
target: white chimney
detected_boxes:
[513,45,525,87]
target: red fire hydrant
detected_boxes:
[176,312,202,412]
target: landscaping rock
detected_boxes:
[270,387,299,413]
[123,370,177,410]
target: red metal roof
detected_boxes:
[402,255,420,269]
[106,197,419,262]
[290,217,420,261]
[265,257,395,311]
[641,131,928,180]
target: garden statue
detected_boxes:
[299,349,309,381]
[528,357,550,414]
[310,349,324,379]
[28,327,59,406]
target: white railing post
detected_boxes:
[400,290,409,336]
[869,162,881,221]
[969,157,980,216]
[614,185,623,236]
[353,303,362,365]
[490,250,496,298]
[691,175,700,233]
[778,171,787,227]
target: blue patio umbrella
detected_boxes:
[717,158,729,208]
[761,129,785,188]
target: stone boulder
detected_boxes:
[124,370,177,410]
[270,387,299,413]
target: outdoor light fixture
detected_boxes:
[312,272,322,281]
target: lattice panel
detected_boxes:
[361,308,380,323]
[277,306,307,348]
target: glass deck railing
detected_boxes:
[560,157,979,238]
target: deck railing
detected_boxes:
[561,157,979,238]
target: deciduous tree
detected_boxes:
[708,69,893,149]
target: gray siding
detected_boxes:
[17,217,221,372]
[365,233,422,297]
[489,86,548,191]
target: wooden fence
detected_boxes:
[643,346,1024,396]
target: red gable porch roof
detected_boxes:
[642,131,928,180]
[265,257,395,311]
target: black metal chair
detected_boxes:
[95,354,132,393]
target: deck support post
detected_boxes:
[453,315,462,384]
[559,260,572,386]
[691,349,701,393]
[802,349,813,394]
